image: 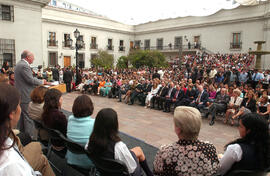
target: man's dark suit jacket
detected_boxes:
[63,70,72,83]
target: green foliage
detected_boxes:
[128,50,168,68]
[116,56,129,69]
[91,50,114,69]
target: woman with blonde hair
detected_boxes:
[224,88,243,125]
[145,79,161,108]
[153,106,219,175]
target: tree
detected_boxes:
[128,50,168,68]
[91,50,114,68]
[116,56,129,69]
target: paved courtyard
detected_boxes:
[62,92,239,154]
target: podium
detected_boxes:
[49,83,66,93]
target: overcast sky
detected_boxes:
[64,0,240,25]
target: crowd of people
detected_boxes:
[0,50,270,175]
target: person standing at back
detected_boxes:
[14,50,46,138]
[63,67,73,93]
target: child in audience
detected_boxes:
[66,95,95,169]
[87,108,153,176]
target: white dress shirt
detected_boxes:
[114,141,137,174]
[0,138,41,176]
[218,144,243,175]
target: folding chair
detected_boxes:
[87,153,130,176]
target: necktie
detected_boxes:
[174,91,179,99]
[197,93,201,103]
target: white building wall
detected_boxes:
[0,0,49,66]
[42,7,134,68]
[134,3,270,69]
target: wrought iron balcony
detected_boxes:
[230,42,242,49]
[107,45,114,51]
[119,46,125,51]
[90,43,98,49]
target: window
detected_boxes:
[78,53,84,68]
[79,35,85,49]
[0,39,15,67]
[174,37,182,49]
[91,37,97,49]
[119,40,125,51]
[48,32,57,47]
[144,40,150,50]
[63,34,71,47]
[157,38,163,50]
[1,5,14,21]
[48,52,57,66]
[135,40,141,49]
[130,41,134,50]
[231,33,241,49]
[107,39,113,50]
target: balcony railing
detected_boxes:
[90,43,98,49]
[119,46,125,51]
[230,42,242,49]
[107,45,114,51]
[47,40,58,47]
[62,41,71,48]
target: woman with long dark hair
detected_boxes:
[87,108,153,176]
[0,83,55,175]
[42,88,67,150]
[218,113,269,175]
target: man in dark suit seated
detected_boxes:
[151,81,165,109]
[163,82,176,112]
[128,79,143,105]
[153,81,168,110]
[189,85,209,112]
[205,88,230,126]
[177,84,196,106]
[138,80,152,106]
[164,84,184,112]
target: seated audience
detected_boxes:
[218,113,269,175]
[28,86,48,140]
[224,88,243,125]
[189,85,209,111]
[145,79,160,108]
[257,95,270,121]
[8,71,15,86]
[153,106,219,175]
[0,74,9,84]
[87,108,153,176]
[42,88,67,151]
[231,90,257,120]
[66,95,95,169]
[206,88,230,126]
[0,83,55,176]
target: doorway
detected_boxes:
[64,56,71,67]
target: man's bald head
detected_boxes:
[21,50,34,64]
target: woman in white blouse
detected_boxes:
[218,113,269,175]
[224,88,243,125]
[0,83,43,176]
[145,79,161,108]
[87,108,153,176]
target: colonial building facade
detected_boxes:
[0,0,270,68]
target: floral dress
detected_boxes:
[153,139,219,176]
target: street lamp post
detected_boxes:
[68,29,84,85]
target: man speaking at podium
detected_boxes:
[15,50,47,138]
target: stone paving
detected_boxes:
[62,92,239,154]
